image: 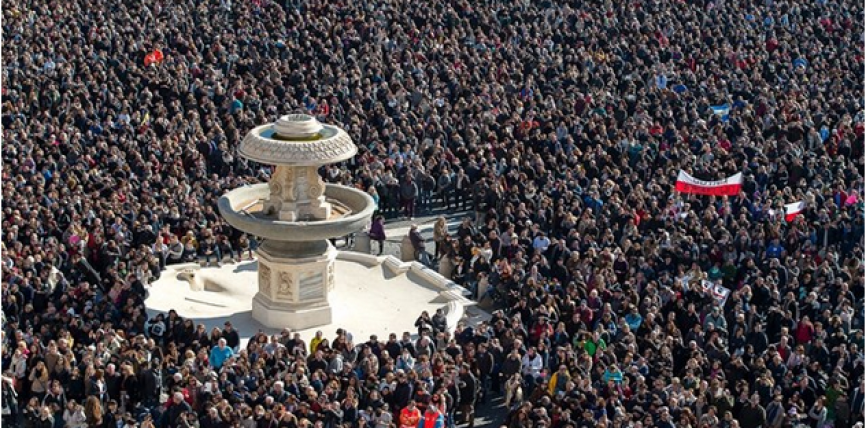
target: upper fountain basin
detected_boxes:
[237,114,357,167]
[218,183,375,242]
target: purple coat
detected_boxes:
[369,220,386,241]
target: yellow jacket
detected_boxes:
[548,371,572,396]
[310,336,323,354]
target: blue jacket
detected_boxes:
[209,346,233,370]
[624,313,643,331]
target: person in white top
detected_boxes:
[63,400,87,428]
[521,347,543,396]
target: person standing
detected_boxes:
[1,375,18,426]
[417,402,444,428]
[417,167,436,215]
[474,344,494,404]
[436,168,453,210]
[208,339,233,371]
[457,364,477,428]
[433,217,448,259]
[737,394,766,428]
[398,400,421,428]
[369,216,386,256]
[520,347,544,394]
[165,392,192,428]
[808,397,828,428]
[400,175,419,220]
[765,394,785,428]
[472,179,490,227]
[453,169,470,211]
[222,322,240,351]
[409,225,430,266]
[834,390,851,428]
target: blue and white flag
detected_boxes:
[710,104,731,122]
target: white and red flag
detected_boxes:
[769,201,806,222]
[782,201,805,222]
[675,171,743,196]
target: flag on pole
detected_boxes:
[675,171,743,196]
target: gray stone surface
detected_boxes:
[238,115,357,166]
[218,183,376,241]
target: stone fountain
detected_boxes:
[217,114,375,329]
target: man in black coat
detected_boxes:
[139,360,162,408]
[738,394,766,428]
[165,392,193,428]
[392,371,413,411]
[458,363,478,428]
[221,322,240,351]
[474,344,494,404]
[472,179,490,227]
[431,309,447,334]
[104,364,122,403]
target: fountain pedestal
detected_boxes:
[251,240,336,329]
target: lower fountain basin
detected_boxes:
[218,184,375,241]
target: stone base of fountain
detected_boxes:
[251,293,332,330]
[252,241,337,329]
[144,252,483,344]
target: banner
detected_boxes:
[783,201,805,222]
[769,201,805,222]
[702,280,731,306]
[675,171,743,196]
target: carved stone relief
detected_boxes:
[259,265,272,296]
[277,271,293,300]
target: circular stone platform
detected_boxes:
[145,252,477,344]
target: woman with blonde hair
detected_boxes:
[504,373,523,409]
[28,361,50,400]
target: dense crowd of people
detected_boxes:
[2,0,865,427]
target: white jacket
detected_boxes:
[64,408,87,428]
[521,353,543,377]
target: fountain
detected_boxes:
[217,114,375,329]
[144,114,479,343]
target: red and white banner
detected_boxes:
[675,171,743,196]
[770,201,806,222]
[783,201,805,222]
